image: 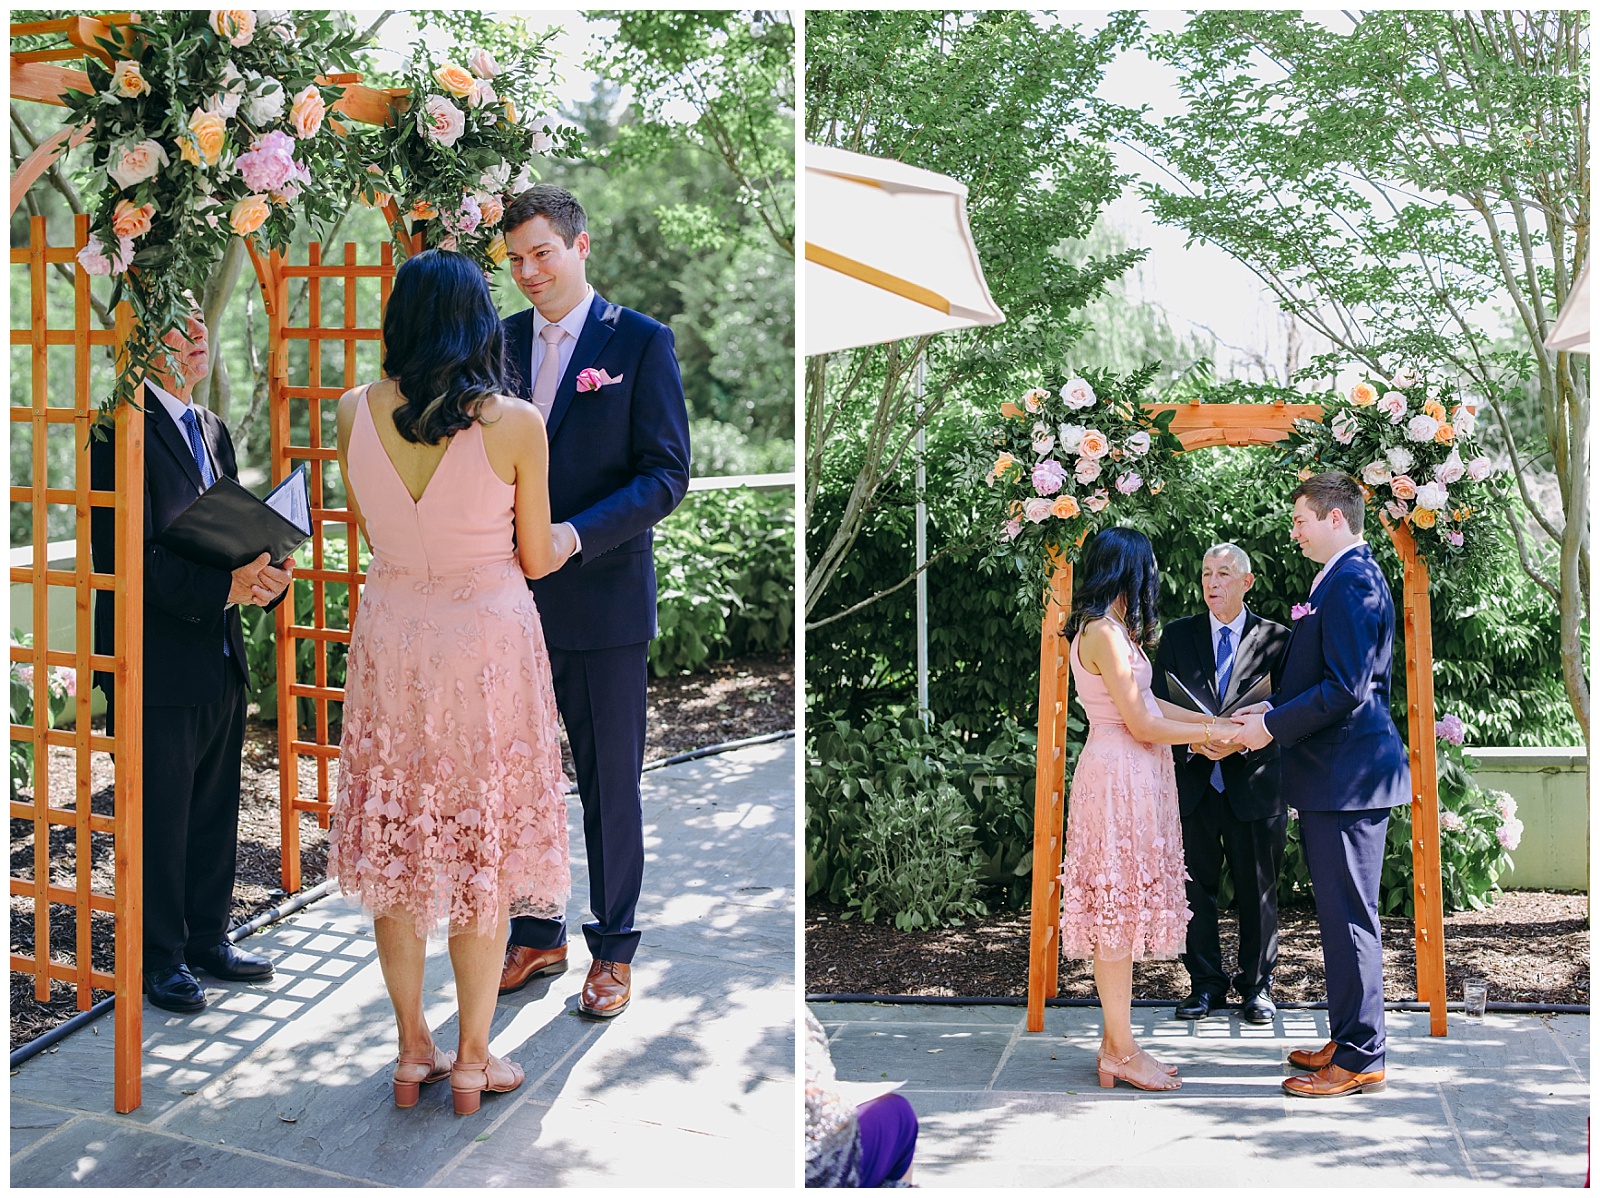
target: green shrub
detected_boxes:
[806,711,1046,926]
[650,486,795,675]
[8,631,77,801]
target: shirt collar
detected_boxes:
[147,379,194,429]
[531,285,594,344]
[1208,607,1248,642]
[1318,540,1365,580]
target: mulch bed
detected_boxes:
[806,889,1590,1007]
[10,652,792,1050]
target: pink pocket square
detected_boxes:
[1291,603,1314,621]
[576,367,623,393]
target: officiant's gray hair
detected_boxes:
[1204,542,1252,574]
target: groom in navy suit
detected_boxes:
[495,185,691,1018]
[1233,471,1409,1097]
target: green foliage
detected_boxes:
[806,713,1044,925]
[57,10,370,416]
[584,9,795,255]
[687,417,794,477]
[649,487,795,676]
[8,632,78,801]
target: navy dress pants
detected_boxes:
[509,642,648,964]
[1300,808,1390,1073]
[142,665,247,973]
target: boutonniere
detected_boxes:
[1291,603,1314,621]
[576,367,623,393]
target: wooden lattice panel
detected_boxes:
[8,212,145,1111]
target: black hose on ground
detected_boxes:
[805,992,1589,1015]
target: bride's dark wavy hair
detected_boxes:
[382,249,508,445]
[1062,526,1162,653]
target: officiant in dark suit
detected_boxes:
[90,302,292,1014]
[1151,543,1290,1024]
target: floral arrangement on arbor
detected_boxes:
[356,42,581,274]
[62,10,369,415]
[1282,367,1510,578]
[980,364,1183,601]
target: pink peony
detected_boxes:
[1435,714,1465,745]
[1444,530,1464,547]
[1385,499,1410,521]
[1031,459,1066,496]
[443,193,483,237]
[236,130,299,192]
[1434,450,1465,485]
[1115,471,1143,495]
[1002,517,1023,541]
[76,235,114,276]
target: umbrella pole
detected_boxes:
[914,355,930,725]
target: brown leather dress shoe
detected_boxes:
[578,960,631,1018]
[498,944,568,995]
[1286,1040,1337,1072]
[1283,1062,1386,1098]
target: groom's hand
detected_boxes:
[550,522,579,570]
[1232,712,1274,751]
[1233,701,1271,717]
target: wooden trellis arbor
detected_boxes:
[10,13,415,1111]
[1024,399,1449,1037]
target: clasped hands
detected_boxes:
[1192,702,1275,757]
[228,552,293,607]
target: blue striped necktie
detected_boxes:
[1210,625,1234,792]
[181,408,229,656]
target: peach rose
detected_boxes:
[1410,507,1437,529]
[1297,466,1313,481]
[290,85,327,139]
[991,452,1017,480]
[1389,474,1417,500]
[1050,495,1081,520]
[1349,381,1377,406]
[1434,422,1455,443]
[107,138,169,189]
[475,190,504,227]
[1422,398,1447,421]
[180,107,227,168]
[503,97,518,126]
[210,9,256,46]
[229,194,270,236]
[111,198,155,239]
[410,198,438,220]
[109,60,150,99]
[486,234,507,265]
[1000,401,1025,418]
[1077,430,1110,459]
[433,64,478,99]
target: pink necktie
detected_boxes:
[531,324,566,421]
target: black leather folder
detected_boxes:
[155,464,312,571]
[1163,669,1273,718]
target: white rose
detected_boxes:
[419,94,467,148]
[1125,431,1151,457]
[1330,413,1358,445]
[1465,455,1493,482]
[1024,498,1052,524]
[1434,450,1465,485]
[1360,460,1392,487]
[479,162,512,192]
[1057,423,1086,454]
[1074,458,1102,485]
[1454,406,1477,437]
[207,90,241,119]
[107,138,169,189]
[529,118,556,155]
[1414,481,1449,510]
[1385,445,1414,474]
[1406,413,1439,442]
[1032,434,1055,456]
[468,48,503,79]
[1059,377,1097,410]
[509,165,535,194]
[244,79,286,125]
[1378,391,1408,423]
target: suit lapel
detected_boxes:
[199,408,230,482]
[504,308,534,399]
[150,398,206,494]
[1222,609,1260,710]
[545,291,618,442]
[1191,615,1220,708]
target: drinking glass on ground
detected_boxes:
[1463,977,1489,1019]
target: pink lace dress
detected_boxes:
[1058,620,1189,961]
[328,388,569,937]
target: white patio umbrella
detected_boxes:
[805,143,1005,356]
[1544,260,1590,353]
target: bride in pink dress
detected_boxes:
[329,249,572,1115]
[1059,527,1235,1091]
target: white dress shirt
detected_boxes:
[1208,607,1247,685]
[150,379,218,482]
[528,286,593,557]
[1309,539,1364,595]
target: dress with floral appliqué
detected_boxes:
[329,388,569,936]
[1058,621,1190,961]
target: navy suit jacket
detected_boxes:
[90,400,270,712]
[1263,544,1410,812]
[503,292,691,651]
[1151,608,1290,822]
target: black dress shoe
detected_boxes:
[1175,989,1226,1020]
[145,964,206,1013]
[1240,990,1277,1024]
[186,942,274,982]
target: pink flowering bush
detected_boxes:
[979,364,1183,606]
[1282,366,1509,584]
